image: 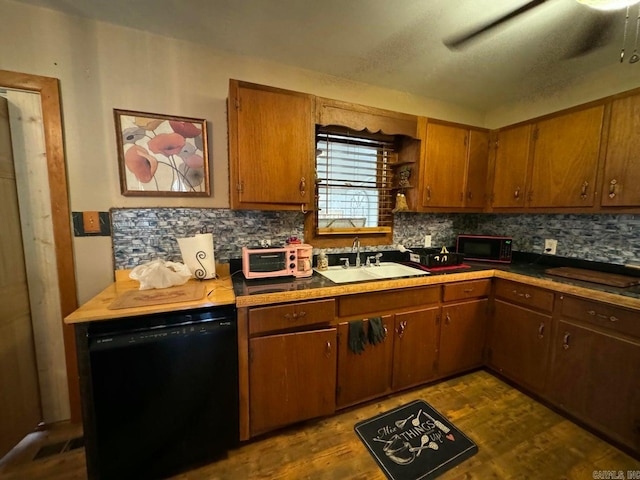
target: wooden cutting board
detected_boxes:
[108,283,206,310]
[544,267,640,288]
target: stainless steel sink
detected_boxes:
[314,262,429,284]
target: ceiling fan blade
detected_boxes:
[563,14,617,58]
[444,0,552,50]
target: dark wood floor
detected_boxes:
[1,370,638,479]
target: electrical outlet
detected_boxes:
[544,238,557,255]
[424,235,432,248]
[260,239,271,248]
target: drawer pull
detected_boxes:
[562,332,571,350]
[538,322,545,339]
[512,290,531,299]
[325,340,332,357]
[463,288,474,293]
[445,312,451,325]
[284,311,307,320]
[587,310,619,322]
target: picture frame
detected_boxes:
[114,109,210,196]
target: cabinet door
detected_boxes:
[488,300,551,393]
[529,106,603,207]
[336,316,394,408]
[465,129,490,209]
[491,124,532,208]
[249,328,336,436]
[586,331,640,451]
[392,307,439,390]
[548,320,592,415]
[439,299,488,377]
[422,122,467,208]
[600,93,640,207]
[228,80,314,210]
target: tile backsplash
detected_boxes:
[111,208,640,269]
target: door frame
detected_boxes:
[0,70,80,422]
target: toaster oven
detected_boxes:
[242,245,313,279]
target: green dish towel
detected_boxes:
[368,316,386,345]
[348,320,367,354]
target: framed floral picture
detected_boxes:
[114,109,210,196]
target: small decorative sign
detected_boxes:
[114,109,209,196]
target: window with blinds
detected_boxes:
[315,126,395,234]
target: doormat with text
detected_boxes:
[354,399,477,480]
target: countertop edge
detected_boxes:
[65,268,640,324]
[64,277,236,324]
[234,269,494,307]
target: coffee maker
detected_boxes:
[294,244,313,278]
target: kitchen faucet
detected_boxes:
[352,236,361,268]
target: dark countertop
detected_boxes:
[232,252,640,310]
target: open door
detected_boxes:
[0,95,42,456]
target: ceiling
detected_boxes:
[13,0,640,111]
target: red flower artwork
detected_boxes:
[148,133,186,156]
[170,121,202,138]
[116,109,208,195]
[124,145,158,183]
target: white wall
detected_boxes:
[0,0,485,304]
[2,0,640,303]
[485,61,640,128]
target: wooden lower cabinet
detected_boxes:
[547,319,591,415]
[439,299,488,377]
[392,307,440,390]
[549,296,640,453]
[249,328,337,436]
[336,316,394,408]
[586,331,640,452]
[488,300,551,393]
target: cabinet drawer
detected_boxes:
[249,299,335,335]
[338,286,440,317]
[560,296,640,338]
[494,279,554,313]
[443,279,491,302]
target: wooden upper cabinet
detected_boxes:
[422,122,467,208]
[491,123,533,208]
[528,105,604,208]
[600,93,640,207]
[421,121,489,209]
[228,79,314,210]
[315,97,418,138]
[466,129,490,209]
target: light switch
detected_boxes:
[82,211,101,234]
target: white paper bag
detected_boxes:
[177,233,216,279]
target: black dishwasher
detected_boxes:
[83,305,238,480]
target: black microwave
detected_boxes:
[456,235,512,263]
